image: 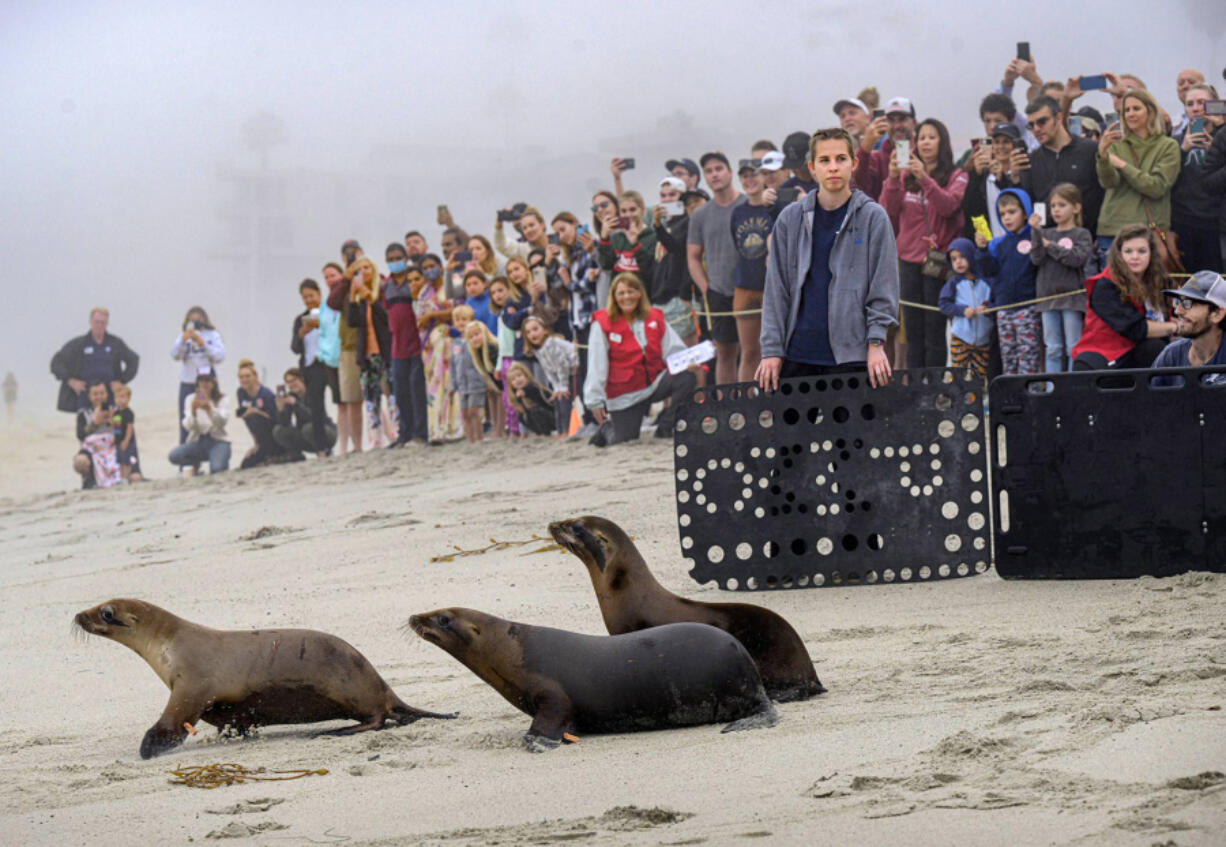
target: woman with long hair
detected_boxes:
[167,371,231,475]
[1095,88,1181,268]
[1071,224,1177,370]
[348,256,397,448]
[324,262,364,454]
[582,272,697,447]
[880,117,969,368]
[170,306,225,451]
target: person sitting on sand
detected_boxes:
[73,381,120,489]
[273,366,336,459]
[234,358,284,469]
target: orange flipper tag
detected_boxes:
[562,733,579,744]
[183,723,197,736]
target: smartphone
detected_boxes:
[547,233,559,245]
[1033,202,1047,222]
[1080,74,1108,91]
[1013,138,1028,152]
[276,384,286,398]
[437,203,449,219]
[1016,42,1030,62]
[620,158,636,170]
[1190,116,1206,134]
[577,223,591,236]
[872,109,885,120]
[894,138,910,168]
[453,250,472,264]
[616,216,631,229]
[497,209,519,222]
[661,200,684,217]
[1105,112,1119,126]
[1068,115,1083,137]
[1205,100,1226,116]
[777,187,800,204]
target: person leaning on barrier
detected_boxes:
[757,127,899,392]
[1150,271,1226,387]
[1070,224,1177,370]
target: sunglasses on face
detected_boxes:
[1026,115,1052,130]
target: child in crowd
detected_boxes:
[462,270,496,335]
[489,274,530,437]
[938,238,994,382]
[463,320,504,440]
[520,315,577,438]
[975,188,1040,375]
[1029,183,1093,372]
[448,306,485,443]
[111,384,142,482]
[505,362,555,437]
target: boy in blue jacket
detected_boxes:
[974,188,1039,374]
[938,237,994,382]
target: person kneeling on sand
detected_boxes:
[274,367,336,459]
[168,370,231,475]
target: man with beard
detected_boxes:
[1151,272,1226,386]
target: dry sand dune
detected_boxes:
[0,414,1223,846]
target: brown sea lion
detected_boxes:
[408,607,778,752]
[549,516,826,701]
[74,598,453,759]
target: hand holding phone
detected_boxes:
[620,158,636,170]
[1079,74,1108,91]
[1016,41,1031,63]
[777,187,800,204]
[1032,202,1047,223]
[894,139,910,170]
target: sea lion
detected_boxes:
[74,598,453,759]
[408,607,777,752]
[549,516,825,702]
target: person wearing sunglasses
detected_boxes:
[1150,271,1226,386]
[1020,95,1104,241]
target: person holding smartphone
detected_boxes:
[169,306,225,457]
[651,177,699,344]
[1171,84,1225,273]
[1095,88,1180,271]
[854,97,918,201]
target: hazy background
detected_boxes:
[2,0,1224,420]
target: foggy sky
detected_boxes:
[2,0,1223,414]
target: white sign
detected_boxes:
[667,340,716,374]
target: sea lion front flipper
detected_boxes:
[523,693,575,753]
[140,691,207,759]
[719,702,780,734]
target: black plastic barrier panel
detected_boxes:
[989,366,1226,579]
[673,369,990,590]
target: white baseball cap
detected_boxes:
[659,176,686,193]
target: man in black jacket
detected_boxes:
[651,176,698,344]
[50,307,139,412]
[1019,95,1104,237]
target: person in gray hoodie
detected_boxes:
[758,128,899,391]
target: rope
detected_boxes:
[169,763,328,789]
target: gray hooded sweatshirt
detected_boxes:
[761,189,899,363]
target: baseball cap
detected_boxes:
[681,188,710,204]
[884,97,916,117]
[781,131,810,169]
[1079,118,1101,135]
[699,151,730,170]
[1075,105,1106,126]
[833,97,869,116]
[1162,271,1226,309]
[758,150,784,171]
[665,157,700,177]
[659,176,686,193]
[991,122,1022,141]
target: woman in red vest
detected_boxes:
[583,272,696,446]
[1071,224,1177,370]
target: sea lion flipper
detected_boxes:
[522,731,562,753]
[140,688,209,759]
[523,693,575,753]
[719,702,779,734]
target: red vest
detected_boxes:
[1071,271,1145,364]
[593,308,667,400]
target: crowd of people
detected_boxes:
[51,54,1226,486]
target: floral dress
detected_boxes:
[416,282,462,442]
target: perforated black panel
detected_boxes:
[672,369,990,590]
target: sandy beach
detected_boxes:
[0,412,1223,846]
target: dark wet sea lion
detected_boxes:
[408,607,777,752]
[549,516,825,701]
[75,598,453,759]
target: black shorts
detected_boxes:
[702,289,739,345]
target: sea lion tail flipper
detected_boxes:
[720,702,780,734]
[140,720,189,759]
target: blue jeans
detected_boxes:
[1040,310,1085,373]
[390,356,428,443]
[177,382,195,445]
[168,436,231,473]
